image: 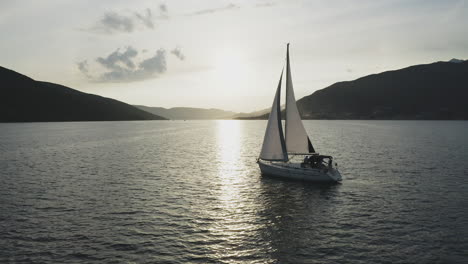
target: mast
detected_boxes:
[285,43,316,153]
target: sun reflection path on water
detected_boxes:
[215,120,246,208]
[200,120,265,260]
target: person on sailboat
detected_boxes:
[301,156,308,168]
[310,156,318,168]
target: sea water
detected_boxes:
[0,120,467,263]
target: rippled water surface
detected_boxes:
[1,120,467,263]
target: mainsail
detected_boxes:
[259,69,288,161]
[285,44,315,153]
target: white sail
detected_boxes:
[285,44,315,153]
[259,70,288,161]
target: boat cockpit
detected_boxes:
[292,154,334,169]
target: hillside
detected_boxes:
[0,66,166,122]
[135,105,236,120]
[232,107,276,119]
[240,60,468,120]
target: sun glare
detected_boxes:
[212,49,249,87]
[216,120,241,166]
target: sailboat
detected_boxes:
[257,44,342,182]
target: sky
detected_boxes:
[1,0,467,112]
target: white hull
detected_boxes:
[258,159,342,183]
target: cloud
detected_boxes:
[138,50,166,74]
[96,46,138,70]
[89,8,158,34]
[79,46,173,82]
[171,47,185,60]
[135,8,154,29]
[160,4,167,13]
[77,60,91,78]
[98,12,135,33]
[96,47,166,82]
[186,3,239,16]
[256,2,275,8]
[159,4,169,18]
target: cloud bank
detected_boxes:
[78,46,185,82]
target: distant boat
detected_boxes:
[257,44,342,182]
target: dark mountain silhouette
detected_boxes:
[238,60,468,120]
[135,105,236,120]
[0,66,166,122]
